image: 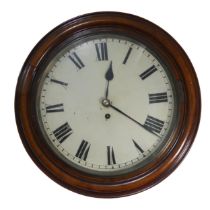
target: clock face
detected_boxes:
[16,12,200,197]
[36,34,176,175]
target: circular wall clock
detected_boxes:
[15,12,201,197]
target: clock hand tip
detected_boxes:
[105,61,114,81]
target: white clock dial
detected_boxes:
[37,34,176,175]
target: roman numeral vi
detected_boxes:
[107,146,116,165]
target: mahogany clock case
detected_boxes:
[15,12,201,197]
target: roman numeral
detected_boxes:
[50,79,68,86]
[95,42,108,61]
[46,103,64,113]
[123,47,132,64]
[139,65,157,80]
[144,115,164,134]
[132,139,144,154]
[107,146,116,165]
[53,122,72,143]
[69,52,85,69]
[149,92,168,104]
[75,140,90,161]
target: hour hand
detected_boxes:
[105,61,114,81]
[105,61,114,98]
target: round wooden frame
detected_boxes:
[15,12,201,197]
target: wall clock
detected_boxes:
[15,12,201,197]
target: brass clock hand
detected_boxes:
[108,102,161,139]
[105,61,114,99]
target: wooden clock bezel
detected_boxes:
[15,12,201,197]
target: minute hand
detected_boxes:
[109,104,161,139]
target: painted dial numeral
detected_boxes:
[69,52,85,69]
[50,79,68,86]
[132,139,144,154]
[46,103,64,113]
[53,122,72,143]
[75,140,91,161]
[140,65,157,80]
[107,146,116,165]
[144,115,164,134]
[95,42,108,61]
[123,47,132,64]
[149,92,168,104]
